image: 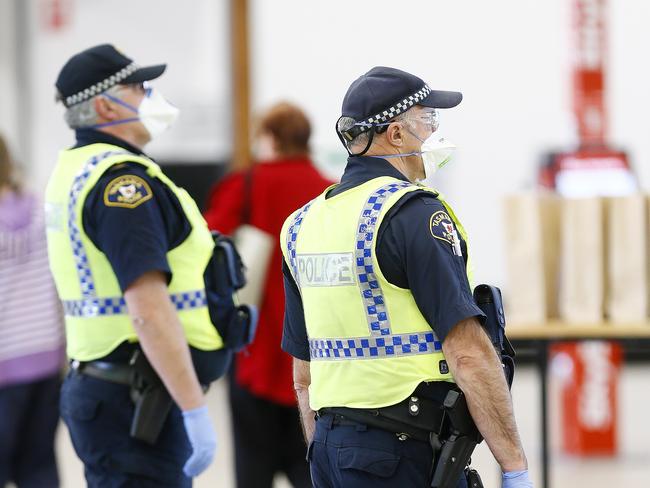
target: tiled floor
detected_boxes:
[55,365,650,487]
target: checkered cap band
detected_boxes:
[62,290,207,317]
[309,331,442,361]
[68,151,131,299]
[355,84,432,133]
[285,200,314,287]
[355,181,411,336]
[64,62,139,107]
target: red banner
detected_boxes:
[573,0,607,147]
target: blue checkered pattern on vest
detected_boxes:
[355,181,411,336]
[62,290,207,317]
[310,331,442,360]
[68,151,130,298]
[286,200,314,287]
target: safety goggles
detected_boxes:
[403,109,439,133]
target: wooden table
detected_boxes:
[507,322,650,488]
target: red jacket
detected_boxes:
[204,157,332,406]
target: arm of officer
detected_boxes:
[280,258,314,443]
[442,318,528,473]
[377,193,528,475]
[85,166,215,476]
[293,358,315,442]
[125,271,216,478]
[124,270,204,410]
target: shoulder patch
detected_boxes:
[429,210,463,257]
[103,174,153,209]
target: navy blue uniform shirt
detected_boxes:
[281,156,486,361]
[75,129,191,291]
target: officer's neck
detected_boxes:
[95,126,149,152]
[365,144,418,183]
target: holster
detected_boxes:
[473,284,516,388]
[430,390,483,488]
[128,350,173,445]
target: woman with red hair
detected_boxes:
[204,102,332,488]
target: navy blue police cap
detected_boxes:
[56,44,166,107]
[338,66,462,142]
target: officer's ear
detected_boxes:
[94,95,119,121]
[385,121,406,148]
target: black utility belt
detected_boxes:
[70,359,134,385]
[319,394,445,443]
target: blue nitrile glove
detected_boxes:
[182,405,217,477]
[502,470,533,488]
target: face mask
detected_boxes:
[136,88,179,138]
[94,87,179,139]
[371,133,457,183]
[419,136,456,181]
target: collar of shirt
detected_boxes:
[328,156,410,198]
[73,128,147,157]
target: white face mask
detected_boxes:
[419,136,456,181]
[137,87,179,138]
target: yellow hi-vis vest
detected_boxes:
[280,176,472,410]
[45,143,223,361]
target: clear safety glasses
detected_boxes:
[404,109,439,133]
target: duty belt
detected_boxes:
[70,359,134,386]
[70,357,210,392]
[318,394,445,443]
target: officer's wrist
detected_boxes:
[501,455,528,473]
[502,463,528,474]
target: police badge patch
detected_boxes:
[429,210,463,257]
[103,175,153,209]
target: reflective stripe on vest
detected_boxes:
[62,290,207,317]
[286,181,443,361]
[285,200,313,289]
[68,151,129,298]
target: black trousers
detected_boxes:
[229,379,311,488]
[0,374,61,488]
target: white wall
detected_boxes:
[250,0,650,292]
[5,0,650,290]
[21,0,230,190]
[0,0,19,163]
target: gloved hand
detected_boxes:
[502,470,533,488]
[182,405,217,477]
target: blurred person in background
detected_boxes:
[46,44,236,486]
[0,133,65,487]
[204,102,332,488]
[280,67,532,488]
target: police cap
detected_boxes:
[339,66,462,141]
[56,44,166,108]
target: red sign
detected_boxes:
[41,0,74,31]
[573,0,607,147]
[552,341,621,456]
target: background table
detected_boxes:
[507,322,650,488]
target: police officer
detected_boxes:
[46,44,231,486]
[280,67,533,488]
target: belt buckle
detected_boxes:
[70,359,83,372]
